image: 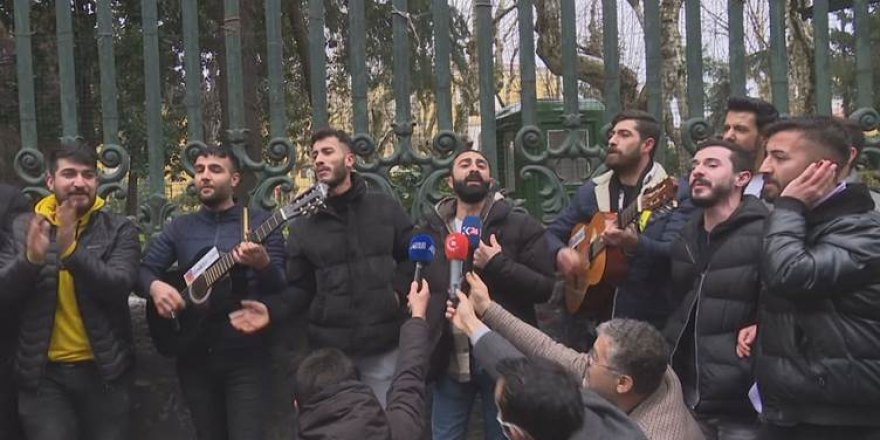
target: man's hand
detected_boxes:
[407,280,430,319]
[26,215,51,264]
[465,271,491,316]
[229,300,270,334]
[149,280,186,318]
[556,247,584,277]
[601,223,639,252]
[473,234,502,269]
[55,199,78,254]
[232,241,271,270]
[736,324,757,358]
[445,292,483,337]
[780,160,838,208]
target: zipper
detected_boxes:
[671,240,708,410]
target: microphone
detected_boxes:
[461,215,482,251]
[461,215,482,273]
[408,233,436,288]
[445,232,470,300]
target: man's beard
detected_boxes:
[59,191,95,216]
[199,186,232,208]
[319,162,349,190]
[605,147,641,173]
[453,174,490,204]
[690,178,733,208]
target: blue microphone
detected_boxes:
[408,233,436,288]
[461,215,482,251]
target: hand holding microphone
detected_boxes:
[408,233,436,289]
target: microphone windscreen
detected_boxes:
[461,215,482,249]
[444,232,470,261]
[408,233,436,264]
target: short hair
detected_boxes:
[840,117,866,160]
[496,357,584,440]
[295,348,358,404]
[196,144,241,173]
[695,138,755,173]
[310,126,353,153]
[596,319,669,396]
[726,96,779,131]
[763,116,852,166]
[48,142,98,174]
[611,110,662,145]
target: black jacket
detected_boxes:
[0,210,141,388]
[297,318,429,440]
[420,195,555,378]
[0,185,31,359]
[138,204,286,357]
[757,184,880,427]
[281,174,414,355]
[665,195,767,416]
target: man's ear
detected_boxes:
[231,171,241,188]
[344,151,356,171]
[642,137,656,157]
[735,170,752,188]
[615,374,635,395]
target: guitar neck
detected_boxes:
[617,199,640,229]
[202,210,286,287]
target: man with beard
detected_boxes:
[748,117,880,439]
[274,127,414,407]
[139,145,287,440]
[546,110,692,335]
[420,149,555,440]
[664,139,767,440]
[720,97,779,196]
[0,143,140,440]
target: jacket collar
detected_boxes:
[806,183,876,226]
[432,192,508,233]
[696,195,769,239]
[35,194,105,228]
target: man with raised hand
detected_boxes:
[0,144,140,440]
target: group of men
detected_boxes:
[0,95,879,440]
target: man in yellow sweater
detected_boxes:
[0,143,140,440]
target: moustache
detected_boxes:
[691,178,711,188]
[465,172,484,182]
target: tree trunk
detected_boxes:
[533,0,642,108]
[787,0,814,114]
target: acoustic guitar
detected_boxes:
[145,183,328,357]
[564,177,678,317]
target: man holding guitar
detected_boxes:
[546,110,692,339]
[139,145,287,440]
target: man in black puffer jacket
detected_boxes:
[665,140,767,439]
[0,144,140,440]
[420,149,555,440]
[752,116,880,439]
[280,127,414,407]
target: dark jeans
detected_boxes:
[177,351,270,440]
[759,423,880,440]
[18,361,132,440]
[697,414,760,440]
[0,356,22,440]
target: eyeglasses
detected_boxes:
[586,347,620,373]
[496,414,534,440]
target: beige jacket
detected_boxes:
[482,303,704,440]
